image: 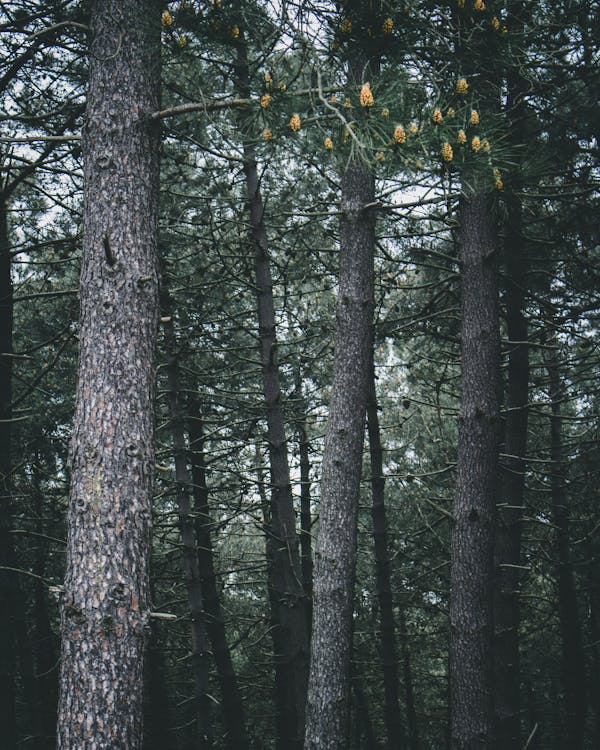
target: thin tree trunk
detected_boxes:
[143,621,173,750]
[304,158,375,749]
[366,361,405,749]
[296,396,314,629]
[492,190,529,749]
[32,458,59,750]
[163,294,212,748]
[492,24,530,742]
[57,1,161,746]
[188,397,250,750]
[398,604,419,750]
[546,349,586,749]
[0,194,17,748]
[450,189,499,749]
[234,32,308,749]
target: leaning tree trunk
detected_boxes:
[546,347,586,749]
[449,188,499,750]
[233,29,309,750]
[57,1,160,746]
[304,158,375,749]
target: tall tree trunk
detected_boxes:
[492,16,530,742]
[0,194,17,748]
[449,189,499,749]
[32,458,59,750]
[233,32,309,750]
[546,348,586,749]
[188,397,250,750]
[492,187,529,750]
[304,157,375,749]
[57,1,161,746]
[162,294,212,748]
[366,360,405,749]
[294,378,313,629]
[398,604,419,750]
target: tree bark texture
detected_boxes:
[304,164,375,750]
[450,190,499,750]
[234,33,309,749]
[546,350,586,749]
[0,195,17,748]
[57,2,161,747]
[188,398,250,750]
[162,295,212,748]
[366,362,405,750]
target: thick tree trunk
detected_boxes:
[304,162,375,750]
[546,350,586,749]
[188,398,250,750]
[234,34,309,749]
[450,190,499,749]
[162,298,212,748]
[0,195,17,748]
[366,361,405,749]
[57,1,160,746]
[492,186,529,749]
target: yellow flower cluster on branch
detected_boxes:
[432,108,443,124]
[232,25,240,38]
[470,110,480,125]
[341,19,352,33]
[289,114,301,131]
[474,0,485,10]
[393,125,406,144]
[260,94,272,108]
[161,10,173,27]
[456,78,468,95]
[491,16,500,30]
[441,143,454,162]
[360,83,374,107]
[262,129,273,141]
[457,129,467,144]
[324,137,334,150]
[471,136,481,152]
[382,18,394,34]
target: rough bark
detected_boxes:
[304,161,375,750]
[366,362,405,749]
[162,295,212,748]
[188,398,250,750]
[546,350,586,749]
[57,1,161,746]
[0,194,17,748]
[450,190,499,750]
[234,32,308,749]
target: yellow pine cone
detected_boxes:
[470,110,480,125]
[260,94,272,108]
[457,129,467,144]
[393,125,406,144]
[289,113,301,131]
[455,78,468,95]
[432,108,443,124]
[161,10,173,27]
[360,83,374,107]
[441,143,454,162]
